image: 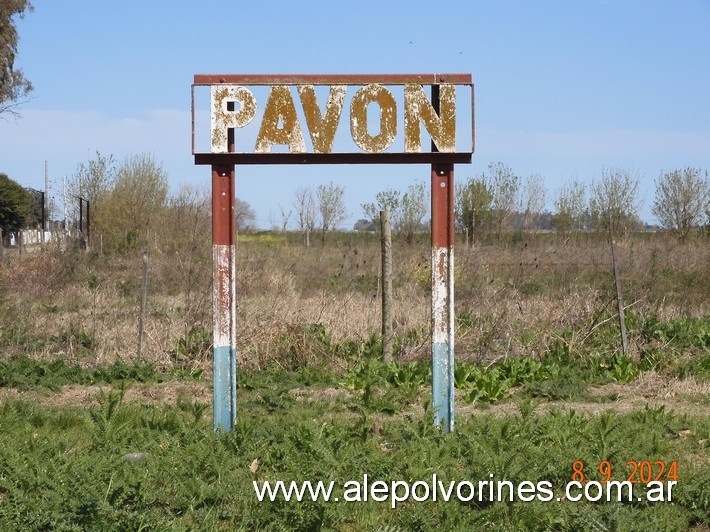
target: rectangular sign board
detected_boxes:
[192,74,474,165]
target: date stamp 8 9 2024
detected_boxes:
[572,460,678,484]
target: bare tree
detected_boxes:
[553,177,587,234]
[316,181,347,240]
[68,152,116,228]
[268,208,291,232]
[486,162,520,240]
[517,173,547,231]
[277,205,292,232]
[456,175,493,243]
[293,186,316,244]
[589,168,641,239]
[159,185,211,331]
[235,198,256,231]
[397,180,427,243]
[362,189,401,230]
[652,168,709,242]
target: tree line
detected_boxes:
[276,162,709,245]
[2,157,709,251]
[358,163,709,243]
[0,152,255,252]
[456,163,709,243]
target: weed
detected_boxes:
[0,228,707,528]
[498,356,549,386]
[176,394,210,423]
[0,354,88,391]
[0,355,162,392]
[674,351,710,380]
[58,324,96,358]
[87,274,101,291]
[463,368,510,405]
[170,325,211,373]
[606,352,639,383]
[639,348,664,372]
[525,367,590,400]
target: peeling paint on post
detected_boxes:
[431,163,455,432]
[212,165,237,432]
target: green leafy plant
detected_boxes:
[606,352,639,383]
[462,368,510,404]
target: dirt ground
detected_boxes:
[0,380,212,408]
[1,372,707,421]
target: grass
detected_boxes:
[0,337,708,528]
[0,354,166,392]
[0,377,707,530]
[0,230,708,528]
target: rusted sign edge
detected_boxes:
[194,73,472,86]
[194,152,472,165]
[191,84,196,155]
[470,84,475,154]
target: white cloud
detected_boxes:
[480,125,710,161]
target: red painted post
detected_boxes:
[212,164,237,432]
[431,163,455,432]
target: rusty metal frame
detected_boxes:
[195,74,473,433]
[191,73,474,164]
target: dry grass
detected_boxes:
[0,231,708,371]
[0,380,211,409]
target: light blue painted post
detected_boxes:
[212,165,237,432]
[431,163,455,432]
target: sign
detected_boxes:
[192,74,473,164]
[193,74,473,434]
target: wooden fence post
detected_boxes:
[380,210,393,362]
[610,238,628,356]
[137,250,149,359]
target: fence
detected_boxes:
[0,227,83,255]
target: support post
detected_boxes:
[610,238,628,356]
[40,191,46,249]
[212,164,237,432]
[79,197,83,243]
[63,176,68,239]
[44,160,49,241]
[86,200,91,249]
[380,210,393,362]
[431,163,455,432]
[137,250,148,359]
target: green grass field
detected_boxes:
[0,338,708,530]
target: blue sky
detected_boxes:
[2,0,709,227]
